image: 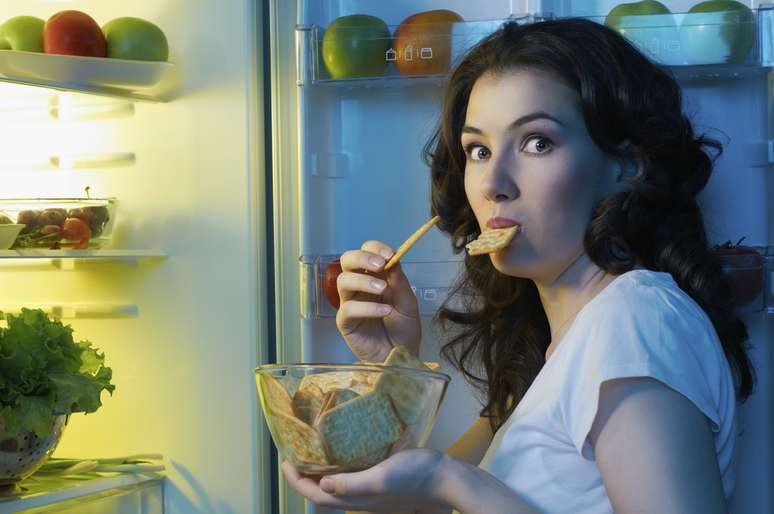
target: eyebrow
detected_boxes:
[461,111,565,135]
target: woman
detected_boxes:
[282,18,755,514]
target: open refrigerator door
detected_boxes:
[0,1,270,513]
[269,0,773,513]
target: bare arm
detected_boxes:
[589,377,728,514]
[445,416,494,466]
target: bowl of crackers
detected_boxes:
[255,346,450,475]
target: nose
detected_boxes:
[481,155,518,203]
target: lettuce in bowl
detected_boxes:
[0,308,115,438]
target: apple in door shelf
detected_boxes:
[604,0,680,65]
[0,16,45,52]
[393,9,464,76]
[713,238,764,307]
[322,14,391,79]
[323,259,343,309]
[680,0,755,65]
[44,10,106,57]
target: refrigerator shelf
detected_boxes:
[0,471,163,514]
[0,249,167,270]
[0,50,175,103]
[300,254,465,319]
[0,303,139,319]
[302,7,774,87]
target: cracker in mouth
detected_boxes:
[465,225,520,256]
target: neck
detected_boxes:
[535,253,619,360]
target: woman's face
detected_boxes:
[462,69,621,282]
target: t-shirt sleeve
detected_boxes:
[560,283,729,460]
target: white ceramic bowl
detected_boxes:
[0,224,24,249]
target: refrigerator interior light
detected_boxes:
[51,152,136,170]
[50,93,135,121]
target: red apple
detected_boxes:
[323,259,343,309]
[44,11,106,57]
[393,9,464,76]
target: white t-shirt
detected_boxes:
[474,269,737,514]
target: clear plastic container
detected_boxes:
[300,254,464,319]
[302,7,774,86]
[0,198,118,250]
[717,247,766,312]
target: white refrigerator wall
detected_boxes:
[0,1,270,513]
[273,0,773,513]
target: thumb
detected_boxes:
[383,264,419,316]
[320,469,381,496]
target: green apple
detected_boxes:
[680,0,755,65]
[0,16,45,52]
[102,17,169,61]
[605,0,680,65]
[322,14,391,79]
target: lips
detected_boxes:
[486,217,521,229]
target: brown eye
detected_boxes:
[466,144,491,162]
[523,136,553,154]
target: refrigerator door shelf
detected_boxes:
[717,246,768,313]
[765,248,774,315]
[303,7,774,87]
[300,254,465,319]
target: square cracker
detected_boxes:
[258,373,294,417]
[316,390,403,465]
[374,346,430,425]
[466,225,519,256]
[269,409,329,465]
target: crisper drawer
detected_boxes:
[10,478,163,514]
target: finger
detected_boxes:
[361,240,395,261]
[340,249,389,274]
[321,467,386,496]
[336,300,393,332]
[337,271,388,303]
[281,462,374,510]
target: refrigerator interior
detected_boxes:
[271,0,773,513]
[0,1,270,513]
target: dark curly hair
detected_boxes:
[424,18,755,432]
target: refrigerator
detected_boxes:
[268,1,773,514]
[0,0,271,513]
[0,1,770,514]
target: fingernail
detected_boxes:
[378,305,392,315]
[320,477,334,493]
[371,279,385,292]
[369,256,385,268]
[380,249,394,260]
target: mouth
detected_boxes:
[486,216,521,230]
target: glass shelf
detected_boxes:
[0,303,139,319]
[301,7,774,88]
[0,472,163,514]
[0,249,167,270]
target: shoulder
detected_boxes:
[577,269,719,352]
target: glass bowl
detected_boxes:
[0,198,118,250]
[255,363,450,475]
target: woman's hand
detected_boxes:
[281,449,452,514]
[336,240,421,363]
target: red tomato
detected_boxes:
[61,217,91,249]
[323,259,343,309]
[713,238,764,307]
